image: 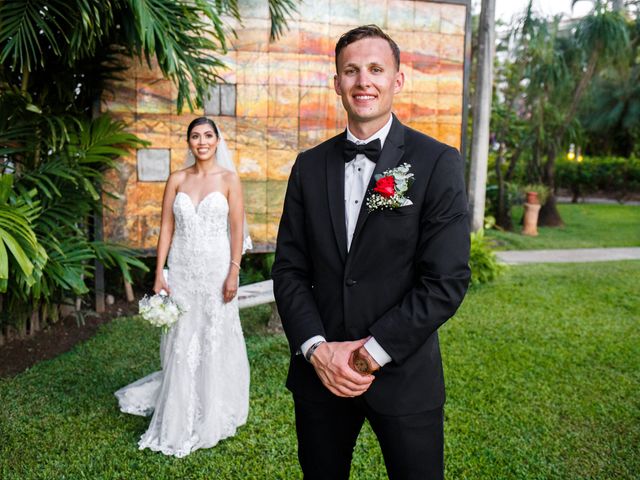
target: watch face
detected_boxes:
[354,356,371,375]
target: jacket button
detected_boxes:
[345,278,357,287]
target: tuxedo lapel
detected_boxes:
[350,116,406,245]
[326,134,348,262]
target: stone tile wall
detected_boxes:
[102,0,468,251]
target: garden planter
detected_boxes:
[522,202,541,236]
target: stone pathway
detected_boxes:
[496,247,640,265]
[238,279,274,309]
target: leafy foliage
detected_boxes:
[490,1,633,226]
[0,110,149,330]
[0,0,296,113]
[469,230,505,286]
[555,155,640,200]
[0,0,295,336]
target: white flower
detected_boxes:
[138,294,186,332]
[367,163,414,212]
[149,295,163,308]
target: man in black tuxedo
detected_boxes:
[272,25,471,479]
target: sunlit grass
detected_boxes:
[1,262,638,479]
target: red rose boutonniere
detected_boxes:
[367,163,414,211]
[373,176,395,198]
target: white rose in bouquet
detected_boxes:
[138,294,187,333]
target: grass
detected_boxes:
[486,203,640,250]
[1,262,639,479]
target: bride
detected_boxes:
[115,117,252,457]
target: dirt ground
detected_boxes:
[0,298,138,378]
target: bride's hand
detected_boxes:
[223,271,239,303]
[153,273,171,295]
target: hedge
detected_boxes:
[555,156,640,199]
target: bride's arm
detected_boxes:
[224,172,244,303]
[153,172,180,294]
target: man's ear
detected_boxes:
[334,74,342,96]
[393,71,405,94]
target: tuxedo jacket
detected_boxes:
[272,116,471,416]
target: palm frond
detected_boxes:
[91,241,149,284]
[268,0,297,40]
[0,0,72,71]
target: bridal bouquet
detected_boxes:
[138,294,186,333]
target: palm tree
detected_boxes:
[494,1,629,226]
[580,7,640,156]
[536,0,629,225]
[0,0,297,339]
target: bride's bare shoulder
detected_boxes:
[169,168,194,182]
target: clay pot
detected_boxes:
[526,191,539,205]
[522,203,541,236]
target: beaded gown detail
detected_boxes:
[115,191,250,458]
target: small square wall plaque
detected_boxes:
[204,84,221,116]
[220,84,236,116]
[137,149,170,182]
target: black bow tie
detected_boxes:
[343,138,382,163]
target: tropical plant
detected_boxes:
[469,230,505,286]
[0,111,149,338]
[0,0,295,113]
[0,0,296,341]
[579,7,640,156]
[491,1,630,227]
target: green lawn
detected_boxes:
[1,262,639,479]
[486,203,640,250]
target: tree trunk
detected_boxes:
[468,0,496,232]
[0,295,4,346]
[0,295,3,346]
[504,145,523,181]
[538,194,565,227]
[495,144,512,230]
[538,146,564,227]
[92,98,106,313]
[29,308,40,335]
[18,316,27,339]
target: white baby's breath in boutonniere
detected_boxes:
[367,163,414,212]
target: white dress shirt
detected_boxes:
[301,115,393,368]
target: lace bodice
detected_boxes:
[172,191,229,246]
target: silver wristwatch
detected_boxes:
[305,340,325,362]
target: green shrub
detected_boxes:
[469,230,505,286]
[555,156,640,199]
[521,183,550,204]
[239,253,275,286]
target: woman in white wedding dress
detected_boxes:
[115,117,251,457]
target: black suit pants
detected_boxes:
[294,394,444,480]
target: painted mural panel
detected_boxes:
[102,0,468,251]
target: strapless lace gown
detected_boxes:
[115,191,250,458]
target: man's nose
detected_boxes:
[355,71,371,87]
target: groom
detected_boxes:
[272,25,471,479]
